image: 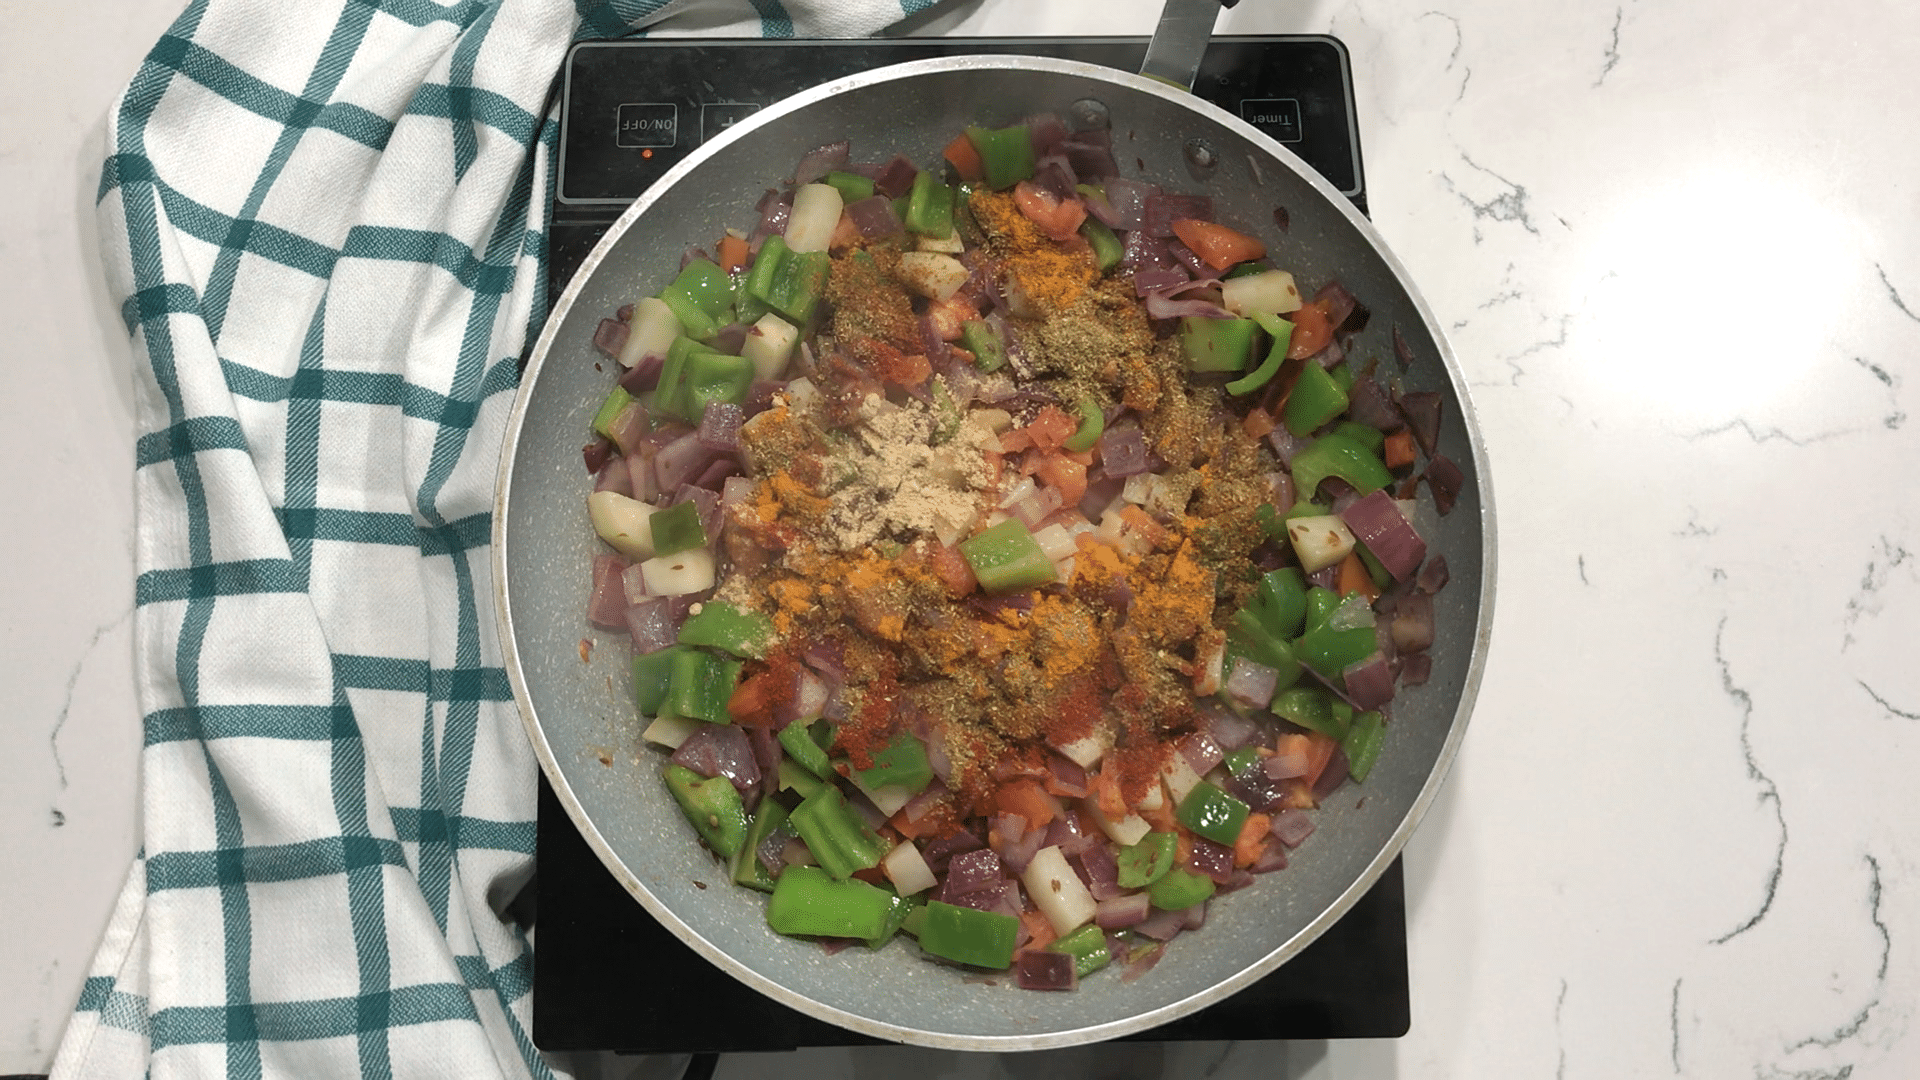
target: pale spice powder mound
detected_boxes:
[811,383,1001,552]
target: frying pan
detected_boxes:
[493,24,1495,1052]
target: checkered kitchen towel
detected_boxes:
[54,2,924,1077]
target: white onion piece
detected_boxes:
[621,563,649,605]
[1032,523,1076,561]
[1137,778,1166,812]
[883,841,938,896]
[741,312,799,379]
[998,475,1038,509]
[1160,751,1205,805]
[1051,731,1109,770]
[618,297,682,369]
[1023,845,1099,936]
[1285,514,1356,573]
[851,775,914,817]
[642,714,702,749]
[895,251,969,302]
[1221,269,1304,318]
[792,670,828,722]
[1121,472,1154,505]
[639,546,716,596]
[782,377,819,411]
[1082,797,1153,847]
[1192,632,1226,697]
[587,490,657,560]
[784,183,843,253]
[916,232,965,254]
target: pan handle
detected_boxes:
[1139,0,1239,91]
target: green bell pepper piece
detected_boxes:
[1251,567,1308,639]
[733,799,792,893]
[1285,500,1332,522]
[779,720,835,781]
[1048,924,1113,978]
[867,890,921,949]
[918,900,1020,969]
[743,235,789,308]
[1226,609,1304,692]
[905,170,956,239]
[1329,362,1355,393]
[959,318,1007,373]
[1343,710,1386,783]
[1289,431,1394,500]
[1079,216,1123,272]
[1223,747,1263,776]
[1255,502,1289,544]
[788,785,889,880]
[664,764,749,858]
[663,259,733,319]
[1224,260,1271,279]
[1181,316,1258,373]
[1063,400,1105,452]
[853,731,934,795]
[823,169,876,204]
[1115,831,1177,889]
[678,600,774,658]
[778,757,828,799]
[1304,586,1341,631]
[667,647,743,724]
[1176,781,1250,847]
[1146,868,1216,912]
[649,501,706,558]
[658,349,754,425]
[591,385,633,441]
[762,248,830,325]
[766,865,896,940]
[1295,621,1378,681]
[964,124,1035,191]
[1226,313,1294,396]
[632,645,685,717]
[1355,542,1393,590]
[1333,419,1386,456]
[1270,684,1349,740]
[1283,361,1349,436]
[959,519,1057,593]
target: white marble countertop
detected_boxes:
[6,0,1916,1076]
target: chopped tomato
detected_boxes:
[995,777,1060,831]
[1301,733,1340,789]
[726,670,785,727]
[1242,407,1276,439]
[943,131,984,183]
[1169,219,1266,272]
[1233,812,1272,868]
[1383,430,1417,469]
[1024,405,1079,453]
[929,542,978,598]
[1285,300,1334,360]
[1335,551,1380,600]
[828,211,862,254]
[1012,180,1088,243]
[1091,762,1128,820]
[1034,453,1088,507]
[927,295,977,341]
[999,428,1035,454]
[1018,907,1060,953]
[716,233,750,274]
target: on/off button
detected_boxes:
[1239,99,1303,144]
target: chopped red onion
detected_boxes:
[1074,842,1123,901]
[671,723,760,796]
[943,848,1005,896]
[1313,280,1359,330]
[1249,844,1289,874]
[593,317,628,359]
[1342,654,1396,711]
[587,555,629,630]
[1268,471,1296,515]
[1266,745,1310,781]
[994,815,1047,874]
[1178,731,1225,777]
[626,451,659,502]
[593,454,632,498]
[921,827,984,874]
[621,563,649,604]
[1346,375,1402,432]
[606,401,647,457]
[1270,807,1316,848]
[917,313,951,367]
[1400,652,1433,686]
[1267,426,1307,467]
[752,189,792,240]
[1079,469,1124,518]
[1015,950,1077,991]
[618,353,665,395]
[1222,766,1288,814]
[872,154,918,198]
[1340,491,1427,581]
[793,140,849,186]
[1142,193,1214,237]
[1060,134,1119,183]
[1324,477,1361,516]
[1167,239,1210,279]
[671,484,724,543]
[1393,325,1418,369]
[583,438,613,475]
[1024,112,1068,156]
[1046,753,1090,799]
[696,403,744,451]
[1417,553,1451,594]
[898,779,950,826]
[781,837,814,866]
[1095,424,1149,478]
[653,430,718,492]
[1397,390,1443,456]
[1182,899,1210,929]
[1102,178,1157,231]
[847,787,887,830]
[1187,837,1236,883]
[1425,454,1465,515]
[756,816,797,875]
[1144,291,1233,321]
[1095,892,1151,929]
[1121,230,1180,273]
[1132,267,1192,297]
[707,322,748,356]
[1043,812,1095,856]
[1079,185,1120,228]
[1032,155,1078,201]
[720,474,755,510]
[1120,941,1165,983]
[1311,747,1350,800]
[846,194,903,238]
[1217,870,1255,895]
[1306,563,1340,591]
[625,598,678,654]
[1133,907,1187,942]
[1390,591,1435,653]
[679,245,710,271]
[748,724,780,804]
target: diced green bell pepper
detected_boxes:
[1329,362,1355,393]
[649,501,706,558]
[1181,316,1258,373]
[1048,924,1113,978]
[1226,609,1303,692]
[788,785,889,880]
[960,318,1007,373]
[745,234,829,325]
[743,235,789,311]
[1250,567,1308,640]
[1223,747,1263,776]
[632,645,685,717]
[1285,500,1332,522]
[1333,419,1386,456]
[1283,361,1349,436]
[664,764,749,858]
[853,730,934,795]
[655,337,753,424]
[1289,431,1394,500]
[1079,217,1123,272]
[778,757,828,799]
[1115,831,1177,889]
[1343,710,1385,783]
[1304,586,1341,631]
[1270,684,1349,739]
[666,647,743,724]
[964,124,1036,191]
[766,865,896,940]
[1063,400,1105,453]
[678,600,773,658]
[959,519,1057,593]
[1295,621,1378,681]
[1226,313,1294,396]
[1255,502,1289,544]
[1146,868,1216,912]
[823,170,876,204]
[867,890,921,950]
[918,900,1020,969]
[591,385,633,441]
[779,719,835,781]
[658,259,732,342]
[1355,542,1393,590]
[1176,781,1250,847]
[733,799,792,892]
[1224,261,1270,279]
[905,170,955,239]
